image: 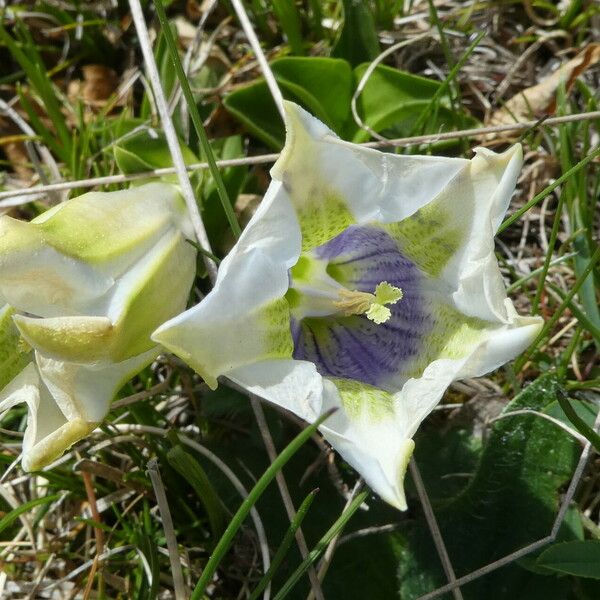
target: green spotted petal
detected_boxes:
[385,199,463,277]
[387,144,524,323]
[153,249,294,389]
[13,315,113,363]
[0,182,194,321]
[270,102,469,252]
[33,182,192,266]
[0,348,159,472]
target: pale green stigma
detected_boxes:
[333,282,403,324]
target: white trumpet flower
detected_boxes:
[0,183,196,470]
[153,103,543,510]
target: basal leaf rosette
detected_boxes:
[153,103,542,510]
[0,183,196,471]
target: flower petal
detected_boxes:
[0,182,192,319]
[0,216,114,317]
[13,231,195,363]
[385,144,523,322]
[0,363,86,472]
[107,230,196,359]
[36,347,159,423]
[153,249,294,389]
[0,304,32,389]
[271,102,468,251]
[396,314,542,440]
[34,182,192,269]
[228,359,414,509]
[153,182,302,388]
[13,315,114,363]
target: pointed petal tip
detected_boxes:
[473,142,523,166]
[383,438,415,511]
[151,320,219,390]
[21,419,97,472]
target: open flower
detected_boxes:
[0,183,196,470]
[153,103,542,510]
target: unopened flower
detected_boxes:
[0,183,196,470]
[153,103,542,510]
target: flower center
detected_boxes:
[288,224,428,387]
[287,255,403,325]
[333,283,403,324]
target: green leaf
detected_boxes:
[0,494,60,535]
[224,81,284,149]
[201,135,248,246]
[223,57,353,149]
[167,443,225,540]
[332,0,380,67]
[224,56,477,150]
[399,373,581,600]
[352,63,478,143]
[113,129,202,190]
[537,541,600,579]
[114,130,198,173]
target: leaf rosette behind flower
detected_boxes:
[0,182,196,471]
[153,102,543,510]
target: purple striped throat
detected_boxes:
[288,225,431,388]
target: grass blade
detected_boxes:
[0,494,60,535]
[167,441,225,539]
[190,409,335,599]
[514,245,600,371]
[153,0,242,239]
[249,489,319,600]
[273,490,369,599]
[409,31,484,140]
[273,0,305,55]
[557,389,600,452]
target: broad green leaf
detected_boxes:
[273,57,353,132]
[398,373,581,600]
[223,57,353,149]
[224,56,477,151]
[352,63,479,142]
[332,0,380,66]
[536,541,600,579]
[114,130,199,174]
[224,82,284,149]
[113,130,202,190]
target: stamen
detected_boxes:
[333,282,403,324]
